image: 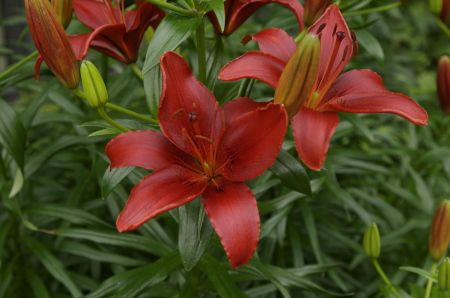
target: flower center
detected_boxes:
[100,0,126,25]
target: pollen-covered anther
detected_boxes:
[188,112,198,122]
[350,30,357,41]
[317,23,326,35]
[342,45,349,62]
[195,135,214,144]
[336,31,346,40]
[172,109,184,119]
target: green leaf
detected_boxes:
[0,219,13,269]
[25,237,82,297]
[201,256,246,298]
[89,128,121,137]
[84,251,181,298]
[399,266,438,282]
[55,228,172,256]
[207,0,225,33]
[355,29,384,64]
[269,149,312,196]
[142,15,203,74]
[20,83,52,129]
[178,197,214,270]
[25,269,51,298]
[143,66,162,119]
[102,166,135,199]
[206,36,224,91]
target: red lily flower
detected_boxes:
[105,52,288,268]
[219,5,428,171]
[208,0,304,36]
[70,0,164,63]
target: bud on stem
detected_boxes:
[81,61,108,109]
[430,200,450,261]
[363,222,380,259]
[52,0,74,29]
[439,258,450,291]
[438,56,450,114]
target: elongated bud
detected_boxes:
[304,0,332,27]
[363,222,380,259]
[441,0,450,22]
[274,33,320,119]
[430,200,450,261]
[438,56,450,114]
[52,0,74,29]
[25,0,80,89]
[439,258,450,291]
[81,61,108,109]
[430,0,444,16]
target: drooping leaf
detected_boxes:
[101,166,135,200]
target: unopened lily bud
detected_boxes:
[430,0,444,16]
[81,61,108,109]
[439,258,450,291]
[274,33,320,118]
[304,0,332,27]
[430,200,450,261]
[363,223,380,259]
[52,0,74,29]
[441,0,450,22]
[438,56,450,114]
[25,0,80,89]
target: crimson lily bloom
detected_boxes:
[219,5,428,170]
[70,0,164,63]
[105,51,288,268]
[208,0,304,36]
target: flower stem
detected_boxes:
[71,87,86,99]
[425,261,438,298]
[129,63,143,80]
[343,1,401,17]
[105,103,159,124]
[371,259,401,298]
[237,78,255,98]
[436,17,450,39]
[196,19,207,84]
[0,50,39,81]
[143,0,197,17]
[97,107,130,132]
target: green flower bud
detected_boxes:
[274,33,320,119]
[439,257,450,291]
[81,61,108,109]
[363,222,380,259]
[430,0,444,16]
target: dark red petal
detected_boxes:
[291,108,340,171]
[105,130,197,171]
[159,52,218,156]
[34,55,44,81]
[307,5,353,82]
[245,28,297,63]
[68,33,93,60]
[320,91,428,125]
[74,0,120,29]
[203,179,259,268]
[221,97,269,126]
[116,165,207,232]
[216,103,287,181]
[219,51,285,88]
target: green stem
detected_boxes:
[97,107,130,132]
[371,259,401,298]
[436,17,450,39]
[238,78,251,98]
[105,103,159,124]
[294,28,307,44]
[0,50,39,81]
[144,0,197,17]
[196,20,207,84]
[129,63,143,80]
[0,151,8,182]
[343,1,401,17]
[425,261,438,298]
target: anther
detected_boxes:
[192,103,197,109]
[195,135,214,144]
[332,24,337,36]
[188,112,198,122]
[352,42,359,58]
[172,109,184,119]
[351,30,357,42]
[214,101,220,111]
[336,31,346,40]
[317,23,327,35]
[342,45,349,62]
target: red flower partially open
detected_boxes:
[219,5,428,170]
[70,0,164,63]
[106,52,287,268]
[208,0,304,36]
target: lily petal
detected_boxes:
[291,108,340,171]
[203,179,259,268]
[106,130,196,171]
[221,97,268,125]
[219,51,285,88]
[116,165,207,232]
[74,0,120,29]
[242,28,297,63]
[159,52,219,156]
[217,103,287,181]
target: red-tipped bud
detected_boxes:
[52,0,74,29]
[304,0,332,27]
[274,33,320,118]
[430,200,450,261]
[25,0,80,89]
[437,55,450,114]
[441,0,450,23]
